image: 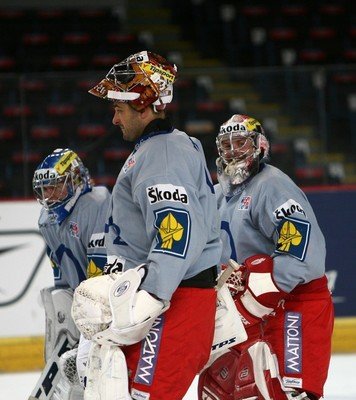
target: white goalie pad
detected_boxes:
[71,275,114,340]
[211,284,247,355]
[85,342,131,400]
[52,348,84,400]
[93,266,170,346]
[41,287,80,362]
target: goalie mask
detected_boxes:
[33,148,91,222]
[216,114,269,189]
[88,50,177,112]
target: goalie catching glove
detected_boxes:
[227,254,287,327]
[72,265,170,346]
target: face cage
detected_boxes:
[106,59,161,100]
[216,133,258,165]
[33,172,78,210]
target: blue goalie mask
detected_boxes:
[33,148,91,213]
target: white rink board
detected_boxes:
[0,200,53,337]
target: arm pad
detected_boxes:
[232,255,286,327]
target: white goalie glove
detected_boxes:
[72,265,170,346]
[71,275,114,340]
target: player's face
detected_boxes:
[219,134,255,163]
[112,102,145,142]
[41,179,68,207]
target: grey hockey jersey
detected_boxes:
[38,186,110,289]
[106,127,222,301]
[215,164,326,293]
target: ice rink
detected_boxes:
[0,353,355,400]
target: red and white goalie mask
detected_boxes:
[216,114,270,187]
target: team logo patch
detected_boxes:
[275,217,310,260]
[146,184,188,205]
[238,196,252,210]
[153,208,190,258]
[87,260,103,278]
[123,154,136,173]
[273,199,306,220]
[69,221,79,238]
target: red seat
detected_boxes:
[269,28,298,41]
[295,166,326,186]
[50,55,81,69]
[3,104,31,118]
[0,56,16,70]
[46,103,76,116]
[299,48,327,63]
[280,5,307,17]
[103,148,131,161]
[92,174,117,188]
[20,79,46,91]
[63,32,91,45]
[343,49,356,62]
[0,126,16,140]
[196,101,226,112]
[31,125,60,139]
[309,27,336,40]
[22,32,50,46]
[91,54,119,68]
[78,123,107,138]
[12,150,43,164]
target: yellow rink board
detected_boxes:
[0,317,355,372]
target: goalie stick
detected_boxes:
[28,334,73,400]
[215,259,241,291]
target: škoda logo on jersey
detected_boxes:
[146,184,189,204]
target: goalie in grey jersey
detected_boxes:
[70,50,222,400]
[32,148,110,400]
[198,114,334,400]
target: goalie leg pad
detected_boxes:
[198,350,239,400]
[85,342,131,400]
[93,266,170,346]
[41,287,80,361]
[52,348,84,400]
[234,340,308,400]
[76,335,92,387]
[211,284,247,357]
